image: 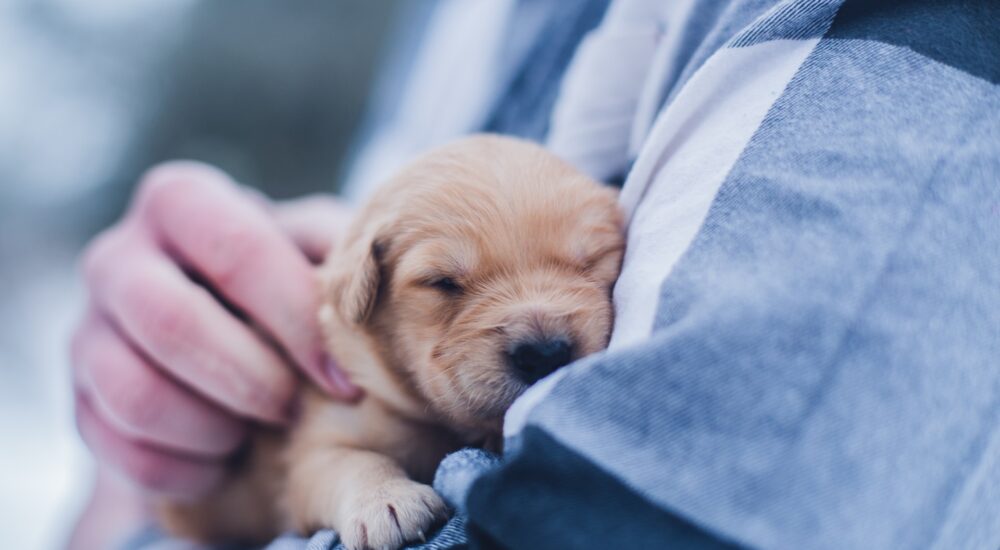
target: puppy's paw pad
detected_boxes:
[341,480,447,550]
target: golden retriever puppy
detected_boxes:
[160,135,624,550]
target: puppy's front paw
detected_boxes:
[341,479,448,550]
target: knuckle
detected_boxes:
[104,371,163,435]
[205,225,264,287]
[122,279,191,341]
[143,297,192,342]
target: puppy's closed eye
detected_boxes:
[425,276,463,295]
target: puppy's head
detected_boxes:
[326,135,624,432]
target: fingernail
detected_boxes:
[323,356,362,401]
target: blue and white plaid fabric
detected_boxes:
[136,1,1000,548]
[480,0,1000,549]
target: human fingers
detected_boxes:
[75,393,227,500]
[71,308,247,457]
[83,225,299,424]
[133,162,359,399]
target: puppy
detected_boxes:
[161,135,625,549]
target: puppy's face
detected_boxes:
[328,136,624,432]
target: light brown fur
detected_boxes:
[160,135,625,550]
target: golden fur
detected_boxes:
[160,135,625,550]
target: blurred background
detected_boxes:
[0,1,405,547]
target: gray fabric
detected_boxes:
[432,449,503,515]
[508,2,1000,548]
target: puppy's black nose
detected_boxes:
[508,338,573,384]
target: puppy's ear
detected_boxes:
[324,226,387,325]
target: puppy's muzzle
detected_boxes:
[506,336,574,384]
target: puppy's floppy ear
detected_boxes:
[324,224,387,325]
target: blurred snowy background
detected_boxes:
[0,1,399,547]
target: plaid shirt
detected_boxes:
[484,1,1000,549]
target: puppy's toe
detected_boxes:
[341,480,448,550]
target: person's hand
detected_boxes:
[71,161,360,500]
